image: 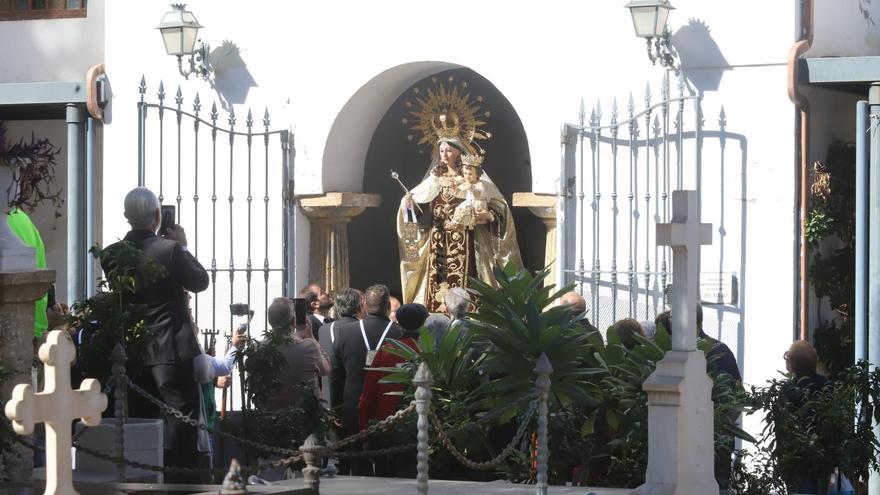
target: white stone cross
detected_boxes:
[4,330,108,495]
[656,190,712,352]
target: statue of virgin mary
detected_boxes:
[396,82,522,312]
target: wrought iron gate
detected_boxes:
[135,76,294,351]
[559,74,747,344]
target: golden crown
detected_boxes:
[432,114,462,144]
[461,153,484,168]
[402,76,492,155]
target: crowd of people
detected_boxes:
[49,185,832,487]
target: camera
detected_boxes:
[229,303,250,316]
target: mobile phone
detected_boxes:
[293,298,309,326]
[47,284,56,308]
[160,205,176,236]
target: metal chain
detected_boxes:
[127,380,300,456]
[314,402,417,454]
[6,427,303,477]
[440,390,540,436]
[334,443,417,459]
[430,399,538,470]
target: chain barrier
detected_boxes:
[430,399,538,470]
[5,371,538,479]
[335,443,417,459]
[312,402,418,455]
[6,428,303,477]
[452,390,540,433]
[127,379,300,457]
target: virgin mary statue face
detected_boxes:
[438,141,462,169]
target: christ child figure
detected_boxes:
[449,164,489,230]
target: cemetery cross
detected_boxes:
[4,330,108,495]
[656,189,712,351]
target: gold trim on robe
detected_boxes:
[397,174,523,312]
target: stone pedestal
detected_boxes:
[633,350,719,495]
[299,192,380,293]
[0,269,56,484]
[512,192,558,284]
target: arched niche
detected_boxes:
[327,65,544,297]
[321,61,463,192]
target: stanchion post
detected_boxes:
[110,342,128,482]
[301,434,323,494]
[534,353,553,495]
[414,362,434,495]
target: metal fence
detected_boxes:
[135,77,294,407]
[559,74,747,338]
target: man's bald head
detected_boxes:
[786,340,819,377]
[560,291,586,314]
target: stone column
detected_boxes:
[299,192,380,294]
[0,159,56,483]
[512,193,558,284]
[0,269,56,484]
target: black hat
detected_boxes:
[396,303,429,331]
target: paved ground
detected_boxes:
[278,475,631,494]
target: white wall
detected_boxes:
[98,0,798,434]
[808,0,880,57]
[0,0,104,83]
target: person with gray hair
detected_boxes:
[103,186,209,481]
[425,287,474,342]
[318,288,363,410]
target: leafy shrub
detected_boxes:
[737,361,880,493]
[71,244,165,382]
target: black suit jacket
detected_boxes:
[103,230,210,365]
[331,314,402,434]
[308,314,326,342]
[318,316,355,411]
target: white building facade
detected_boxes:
[7,0,872,437]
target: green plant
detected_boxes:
[576,328,752,488]
[240,326,290,410]
[808,142,856,376]
[234,383,334,456]
[71,244,166,381]
[738,361,880,493]
[467,263,596,412]
[372,325,498,479]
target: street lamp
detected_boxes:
[157,3,212,80]
[625,0,678,69]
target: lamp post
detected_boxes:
[156,3,212,80]
[624,0,678,70]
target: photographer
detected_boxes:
[103,187,209,482]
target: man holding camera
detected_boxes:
[104,187,209,481]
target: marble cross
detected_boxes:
[4,330,107,495]
[656,190,712,352]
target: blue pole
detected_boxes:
[868,83,880,495]
[85,116,95,297]
[66,104,84,306]
[856,100,868,365]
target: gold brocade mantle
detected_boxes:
[397,175,522,311]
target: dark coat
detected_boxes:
[331,314,402,435]
[103,230,209,365]
[318,316,357,411]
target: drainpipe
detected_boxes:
[856,100,868,365]
[787,0,813,341]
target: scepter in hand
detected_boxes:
[390,170,423,213]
